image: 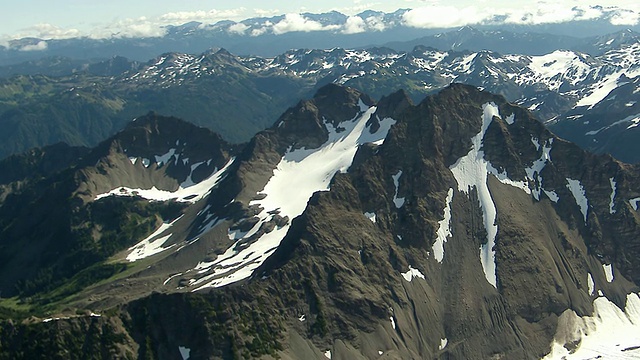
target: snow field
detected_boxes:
[95,158,235,203]
[126,216,183,262]
[543,293,640,360]
[191,101,397,290]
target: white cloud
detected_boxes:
[88,17,167,39]
[251,27,269,36]
[343,16,366,34]
[402,3,639,28]
[228,23,249,35]
[19,40,48,51]
[253,9,282,17]
[337,3,380,14]
[365,15,388,31]
[159,8,247,24]
[3,3,640,42]
[610,9,640,25]
[13,23,82,40]
[272,13,340,35]
[503,4,588,24]
[402,6,487,28]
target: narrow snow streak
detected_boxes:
[449,102,501,288]
[609,177,617,214]
[630,197,640,211]
[525,138,553,201]
[392,170,405,208]
[192,102,397,290]
[604,264,614,283]
[566,178,589,223]
[543,293,640,360]
[433,188,454,263]
[587,273,595,296]
[95,158,235,203]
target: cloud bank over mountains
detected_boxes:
[2,3,640,48]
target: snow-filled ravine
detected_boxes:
[433,188,454,263]
[191,100,397,290]
[449,102,503,288]
[95,158,235,203]
[543,293,640,360]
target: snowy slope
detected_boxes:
[543,293,640,360]
[190,101,397,290]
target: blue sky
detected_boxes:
[2,0,639,42]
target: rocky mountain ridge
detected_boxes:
[1,84,639,359]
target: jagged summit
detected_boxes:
[1,84,640,359]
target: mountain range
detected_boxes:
[0,83,639,359]
[1,28,640,164]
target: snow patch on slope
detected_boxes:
[392,170,405,208]
[449,102,501,288]
[433,188,454,263]
[439,338,448,350]
[604,264,614,283]
[95,158,235,203]
[587,273,595,296]
[191,101,397,290]
[364,212,376,223]
[155,148,177,166]
[543,293,640,360]
[178,346,190,360]
[525,138,553,201]
[631,197,640,211]
[126,216,183,262]
[575,73,621,109]
[401,266,425,282]
[610,177,617,214]
[566,178,589,223]
[527,51,591,92]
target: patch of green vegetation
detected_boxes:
[0,297,34,320]
[35,262,130,305]
[0,313,136,360]
[11,197,186,300]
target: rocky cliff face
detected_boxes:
[1,84,639,359]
